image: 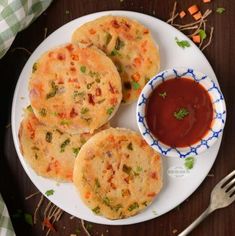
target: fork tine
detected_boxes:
[228,186,235,196]
[216,170,235,188]
[225,178,235,191]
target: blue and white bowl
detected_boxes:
[136,68,226,158]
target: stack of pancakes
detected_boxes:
[19,15,162,219]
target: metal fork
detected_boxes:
[178,170,235,236]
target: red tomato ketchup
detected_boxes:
[146,78,213,147]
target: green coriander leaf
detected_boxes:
[46,81,58,99]
[122,164,132,175]
[107,107,114,115]
[60,138,70,152]
[184,157,195,170]
[92,206,100,214]
[110,49,121,56]
[80,66,86,73]
[159,92,167,99]
[132,81,140,90]
[127,142,133,150]
[72,147,80,157]
[174,108,189,120]
[216,7,225,14]
[198,29,207,40]
[175,37,190,49]
[24,213,33,225]
[60,119,70,126]
[128,202,139,211]
[45,132,52,143]
[45,189,54,196]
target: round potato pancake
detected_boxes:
[73,128,162,219]
[72,15,160,104]
[18,108,110,182]
[29,43,122,134]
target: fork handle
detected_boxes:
[178,207,214,236]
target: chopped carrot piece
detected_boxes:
[192,35,201,44]
[193,11,202,20]
[179,11,186,18]
[188,5,199,15]
[203,0,211,3]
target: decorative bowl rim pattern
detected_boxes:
[136,67,227,158]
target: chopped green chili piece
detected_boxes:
[128,202,139,211]
[45,132,52,143]
[60,138,70,152]
[80,66,86,73]
[45,189,54,196]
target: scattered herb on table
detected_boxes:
[175,37,190,49]
[184,157,195,169]
[198,29,207,40]
[216,7,225,14]
[24,213,33,226]
[174,108,189,120]
[45,189,55,196]
[39,108,47,117]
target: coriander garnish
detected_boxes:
[24,213,33,226]
[46,81,58,99]
[60,138,70,152]
[132,81,140,90]
[72,147,80,157]
[92,206,100,214]
[45,189,54,196]
[128,202,139,211]
[174,108,189,120]
[45,131,52,143]
[107,107,114,115]
[159,92,167,98]
[198,29,207,40]
[175,37,190,49]
[184,157,195,170]
[80,66,86,73]
[216,7,225,14]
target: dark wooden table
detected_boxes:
[1,0,235,235]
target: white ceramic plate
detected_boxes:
[11,11,223,225]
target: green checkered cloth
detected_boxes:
[0,0,53,58]
[0,194,15,236]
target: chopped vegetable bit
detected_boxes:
[127,142,133,150]
[145,77,150,84]
[216,7,225,14]
[81,107,89,114]
[32,63,37,72]
[193,11,202,20]
[203,0,211,2]
[45,131,52,143]
[192,35,201,44]
[105,32,112,45]
[175,37,190,49]
[60,120,70,125]
[24,213,33,226]
[128,202,139,211]
[122,164,132,175]
[174,108,189,120]
[142,201,148,206]
[72,147,80,157]
[159,92,167,98]
[110,49,121,56]
[39,108,47,117]
[107,107,114,115]
[132,81,140,90]
[115,37,125,50]
[80,66,86,73]
[184,157,195,169]
[60,138,70,152]
[43,218,56,232]
[27,105,33,112]
[103,196,111,206]
[45,189,54,196]
[179,11,186,19]
[87,82,95,89]
[97,98,106,104]
[198,29,207,40]
[92,206,100,214]
[95,178,101,188]
[113,204,123,212]
[136,166,143,172]
[188,5,199,15]
[46,81,58,99]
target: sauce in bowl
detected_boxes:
[146,78,213,147]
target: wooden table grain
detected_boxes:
[0,0,235,235]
